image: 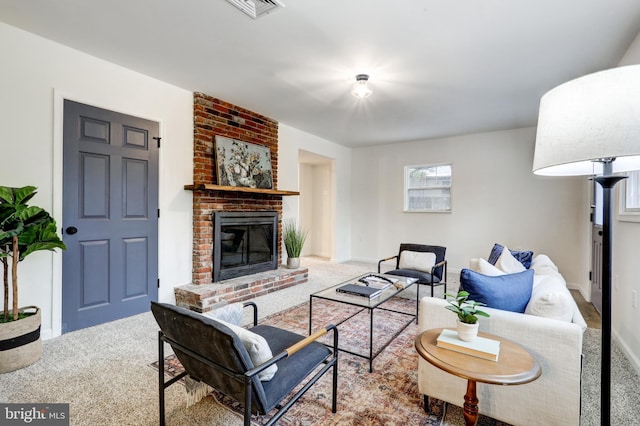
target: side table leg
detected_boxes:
[463,379,479,426]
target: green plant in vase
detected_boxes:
[444,290,490,341]
[0,185,66,372]
[282,220,307,269]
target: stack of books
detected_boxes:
[336,283,383,299]
[436,329,501,361]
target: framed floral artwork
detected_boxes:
[214,136,273,189]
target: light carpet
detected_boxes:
[0,257,638,425]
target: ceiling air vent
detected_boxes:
[224,0,285,19]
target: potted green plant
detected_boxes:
[282,220,307,269]
[444,290,490,341]
[0,185,66,373]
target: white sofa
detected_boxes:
[417,255,586,425]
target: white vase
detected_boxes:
[456,319,479,342]
[286,257,300,269]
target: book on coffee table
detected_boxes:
[436,329,500,361]
[336,283,382,299]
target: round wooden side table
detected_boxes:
[415,328,541,426]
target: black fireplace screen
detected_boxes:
[213,211,278,282]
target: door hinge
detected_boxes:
[153,136,161,148]
[157,209,160,218]
[589,271,592,281]
[157,278,160,288]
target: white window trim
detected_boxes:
[618,170,640,223]
[404,163,452,213]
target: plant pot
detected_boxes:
[286,257,300,269]
[0,306,42,373]
[456,319,479,342]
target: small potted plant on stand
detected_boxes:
[0,186,66,373]
[444,290,490,342]
[282,220,307,269]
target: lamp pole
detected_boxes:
[593,160,626,426]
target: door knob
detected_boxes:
[598,230,603,236]
[65,226,78,235]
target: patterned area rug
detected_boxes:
[152,297,472,425]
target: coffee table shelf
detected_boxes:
[309,273,418,372]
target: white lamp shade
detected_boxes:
[533,65,640,176]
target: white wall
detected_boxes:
[0,22,194,338]
[278,124,351,262]
[612,32,640,373]
[350,127,590,289]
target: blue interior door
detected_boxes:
[62,100,159,333]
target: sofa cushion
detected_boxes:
[209,318,278,381]
[459,268,534,313]
[525,276,576,323]
[398,250,436,273]
[531,254,560,276]
[488,243,534,269]
[386,269,440,284]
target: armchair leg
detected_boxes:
[423,395,430,413]
[158,332,166,426]
[331,358,338,413]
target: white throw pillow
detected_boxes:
[495,247,527,274]
[203,302,244,326]
[399,251,436,273]
[210,318,278,381]
[525,276,576,323]
[478,258,506,276]
[469,258,480,272]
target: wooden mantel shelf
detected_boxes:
[184,183,299,196]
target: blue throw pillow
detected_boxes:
[487,243,533,269]
[459,268,534,313]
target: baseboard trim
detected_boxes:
[567,281,590,301]
[613,330,640,377]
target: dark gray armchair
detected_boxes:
[378,243,447,299]
[151,301,338,426]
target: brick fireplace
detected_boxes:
[175,93,308,313]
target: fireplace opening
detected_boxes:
[213,211,278,282]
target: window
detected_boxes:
[404,164,452,212]
[619,169,640,222]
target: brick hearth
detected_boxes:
[175,267,308,313]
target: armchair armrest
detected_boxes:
[242,301,258,326]
[286,325,336,356]
[378,255,398,273]
[431,260,447,283]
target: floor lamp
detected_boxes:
[532,64,640,426]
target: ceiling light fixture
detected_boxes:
[351,74,372,99]
[224,0,285,19]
